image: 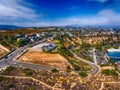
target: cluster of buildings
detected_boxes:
[14,32,55,46]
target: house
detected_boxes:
[68,33,73,37]
[43,43,57,51]
[36,33,43,39]
[25,34,38,42]
[14,34,23,39]
[25,34,36,39]
[30,36,38,42]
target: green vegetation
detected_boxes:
[29,87,35,90]
[102,69,118,76]
[51,68,59,73]
[0,66,15,75]
[66,66,72,72]
[0,76,4,82]
[6,82,14,89]
[78,71,88,77]
[23,68,33,76]
[54,39,60,44]
[71,59,81,71]
[6,66,14,71]
[57,45,72,57]
[113,45,119,49]
[85,57,92,62]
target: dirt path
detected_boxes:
[0,75,62,90]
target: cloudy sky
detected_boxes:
[0,0,120,26]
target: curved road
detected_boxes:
[70,50,101,74]
[0,37,101,74]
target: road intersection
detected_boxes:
[0,37,101,75]
[0,38,54,70]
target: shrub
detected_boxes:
[102,69,111,75]
[0,76,4,82]
[102,69,118,76]
[66,66,72,72]
[51,68,59,73]
[79,71,88,77]
[6,82,13,89]
[6,66,14,71]
[111,70,118,76]
[23,68,33,76]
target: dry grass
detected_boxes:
[101,66,115,70]
[18,50,69,70]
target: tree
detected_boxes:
[102,69,111,75]
[66,66,72,72]
[17,39,23,46]
[79,71,88,77]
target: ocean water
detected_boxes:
[107,52,120,58]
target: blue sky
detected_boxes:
[0,0,120,26]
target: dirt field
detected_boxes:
[0,48,8,58]
[18,50,69,70]
[0,44,10,58]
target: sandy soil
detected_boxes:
[18,50,69,70]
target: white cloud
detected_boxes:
[98,9,115,16]
[0,0,120,27]
[47,9,120,26]
[98,9,120,25]
[18,22,51,27]
[10,10,120,26]
[0,0,39,19]
[52,17,108,26]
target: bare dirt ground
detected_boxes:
[0,48,8,58]
[18,50,69,70]
[0,44,10,58]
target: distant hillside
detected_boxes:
[0,25,22,30]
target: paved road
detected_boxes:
[92,48,98,64]
[0,36,101,74]
[70,50,101,74]
[0,37,55,70]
